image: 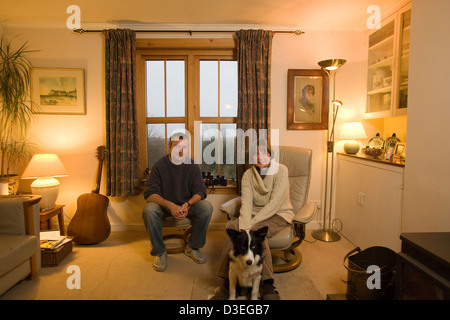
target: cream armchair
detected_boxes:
[219,146,317,272]
[0,195,42,295]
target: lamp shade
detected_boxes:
[21,154,68,179]
[339,122,367,140]
[318,59,347,71]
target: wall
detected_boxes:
[402,0,450,232]
[3,25,366,230]
[271,29,366,226]
[2,27,108,220]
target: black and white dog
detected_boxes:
[226,226,268,300]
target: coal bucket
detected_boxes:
[343,246,396,300]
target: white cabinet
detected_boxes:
[335,154,404,251]
[365,2,411,118]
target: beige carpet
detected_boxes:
[0,228,353,300]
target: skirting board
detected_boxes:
[109,221,321,232]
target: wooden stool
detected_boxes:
[162,217,192,254]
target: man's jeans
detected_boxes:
[142,200,213,256]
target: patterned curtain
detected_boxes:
[235,29,274,193]
[103,29,140,197]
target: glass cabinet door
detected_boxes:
[366,19,395,114]
[365,3,412,118]
[397,9,411,111]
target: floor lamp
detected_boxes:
[312,59,346,242]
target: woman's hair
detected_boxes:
[257,141,272,158]
[302,84,315,96]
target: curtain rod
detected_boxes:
[73,28,304,36]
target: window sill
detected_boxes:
[140,180,237,195]
[207,185,237,195]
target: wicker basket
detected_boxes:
[41,239,73,267]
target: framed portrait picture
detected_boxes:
[287,69,329,130]
[30,68,86,115]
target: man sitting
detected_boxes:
[142,133,213,271]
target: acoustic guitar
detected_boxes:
[67,146,110,244]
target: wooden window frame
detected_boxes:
[136,39,237,194]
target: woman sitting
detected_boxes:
[212,142,294,300]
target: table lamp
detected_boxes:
[21,154,68,211]
[339,122,367,154]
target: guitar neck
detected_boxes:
[93,161,103,193]
[93,146,106,194]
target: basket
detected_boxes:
[41,239,73,267]
[343,246,396,300]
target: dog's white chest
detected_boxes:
[229,255,262,287]
[235,264,262,287]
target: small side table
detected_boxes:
[40,204,65,235]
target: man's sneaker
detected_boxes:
[153,252,167,272]
[184,244,206,264]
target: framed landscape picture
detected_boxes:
[30,68,86,115]
[287,69,329,130]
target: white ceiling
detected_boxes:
[1,0,406,31]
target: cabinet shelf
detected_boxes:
[367,86,392,95]
[368,56,393,69]
[369,34,395,51]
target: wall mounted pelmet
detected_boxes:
[73,28,304,36]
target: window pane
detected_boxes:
[200,61,218,117]
[147,124,165,169]
[146,61,165,117]
[200,123,219,177]
[166,61,185,117]
[220,123,236,179]
[144,55,238,185]
[220,61,238,117]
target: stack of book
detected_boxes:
[40,230,72,250]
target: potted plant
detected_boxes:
[0,36,38,194]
